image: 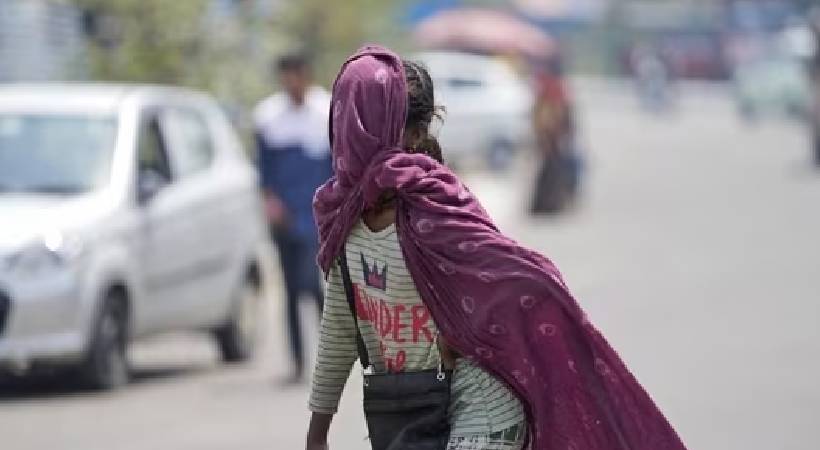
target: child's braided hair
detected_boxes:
[403,60,444,163]
[370,60,444,213]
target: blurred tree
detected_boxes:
[275,0,409,85]
[75,0,210,83]
[69,0,411,108]
[65,0,412,146]
[67,0,301,146]
[70,0,289,114]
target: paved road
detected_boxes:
[1,81,818,450]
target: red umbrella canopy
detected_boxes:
[413,8,557,60]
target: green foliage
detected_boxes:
[67,0,281,150]
[73,1,286,113]
[276,0,410,85]
[65,0,409,148]
[75,0,211,83]
[70,0,410,107]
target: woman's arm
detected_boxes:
[306,412,333,450]
[306,263,359,447]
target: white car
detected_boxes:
[0,85,267,389]
[413,51,534,170]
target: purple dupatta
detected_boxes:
[314,45,687,450]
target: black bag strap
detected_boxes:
[338,245,371,370]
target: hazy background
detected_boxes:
[1,1,819,449]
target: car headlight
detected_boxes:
[4,230,85,277]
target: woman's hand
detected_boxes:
[263,191,289,229]
[306,412,333,450]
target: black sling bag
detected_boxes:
[338,246,452,450]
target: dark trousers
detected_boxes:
[272,228,324,375]
[531,144,582,215]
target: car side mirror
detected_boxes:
[137,168,167,204]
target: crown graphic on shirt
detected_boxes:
[360,253,388,290]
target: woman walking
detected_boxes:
[306,46,687,450]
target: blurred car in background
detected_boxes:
[734,54,810,119]
[733,53,810,120]
[730,23,813,121]
[0,85,267,389]
[413,51,534,170]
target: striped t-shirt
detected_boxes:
[308,220,525,436]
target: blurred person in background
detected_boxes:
[530,58,581,215]
[254,53,332,385]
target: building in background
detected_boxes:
[0,0,85,82]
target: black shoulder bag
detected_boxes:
[338,247,452,450]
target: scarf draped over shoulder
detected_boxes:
[313,45,687,450]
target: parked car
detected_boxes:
[413,51,534,170]
[0,85,267,389]
[730,26,813,121]
[733,53,810,120]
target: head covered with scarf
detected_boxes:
[314,45,687,450]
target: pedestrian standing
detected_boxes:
[254,53,332,384]
[530,58,579,215]
[306,45,687,450]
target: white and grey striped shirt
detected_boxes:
[309,220,525,436]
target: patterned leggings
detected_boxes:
[447,423,527,450]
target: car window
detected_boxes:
[0,114,116,194]
[162,107,215,177]
[137,116,172,182]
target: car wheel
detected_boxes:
[81,291,129,390]
[214,276,260,363]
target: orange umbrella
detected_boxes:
[413,8,557,60]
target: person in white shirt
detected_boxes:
[254,53,332,384]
